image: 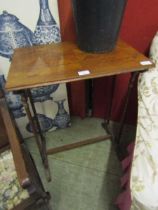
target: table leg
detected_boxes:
[116,72,139,154]
[102,76,116,135]
[21,90,51,181]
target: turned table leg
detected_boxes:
[21,90,51,181]
[102,75,116,136]
[116,72,139,145]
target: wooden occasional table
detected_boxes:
[6,39,154,181]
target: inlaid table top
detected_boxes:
[6,39,154,91]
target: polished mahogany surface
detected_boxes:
[6,39,154,91]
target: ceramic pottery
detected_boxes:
[31,84,59,102]
[32,0,61,45]
[72,0,128,53]
[0,75,25,118]
[26,113,54,133]
[0,11,33,59]
[54,99,70,129]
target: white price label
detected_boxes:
[78,70,90,76]
[140,60,152,65]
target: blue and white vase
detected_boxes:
[26,113,54,133]
[0,11,33,59]
[54,99,70,129]
[31,0,61,103]
[32,0,61,45]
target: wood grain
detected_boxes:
[0,96,30,187]
[47,135,111,155]
[6,39,154,91]
[0,111,9,149]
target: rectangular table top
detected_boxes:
[6,39,154,91]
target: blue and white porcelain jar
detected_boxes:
[0,11,33,59]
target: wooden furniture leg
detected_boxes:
[24,83,113,156]
[101,72,139,158]
[115,72,139,156]
[102,76,116,135]
[0,90,51,210]
[20,90,51,181]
